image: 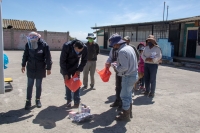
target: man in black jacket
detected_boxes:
[60,40,87,108]
[22,32,52,110]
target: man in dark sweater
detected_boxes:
[82,33,99,89]
[60,40,87,108]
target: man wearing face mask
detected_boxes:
[109,33,138,121]
[82,33,99,89]
[60,40,87,108]
[106,33,122,109]
[141,35,162,97]
[21,32,52,110]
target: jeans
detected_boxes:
[65,86,80,104]
[115,73,122,101]
[26,78,43,100]
[120,71,138,110]
[144,63,158,94]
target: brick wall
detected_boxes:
[3,29,69,50]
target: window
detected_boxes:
[153,24,169,40]
[137,25,152,42]
[116,27,124,37]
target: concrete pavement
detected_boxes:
[1,51,200,133]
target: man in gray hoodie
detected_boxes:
[109,34,138,121]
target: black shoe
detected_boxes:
[66,100,72,107]
[36,99,42,108]
[82,86,87,89]
[25,100,31,110]
[73,103,79,108]
[90,84,96,90]
[149,93,154,97]
[110,100,120,107]
[143,91,149,96]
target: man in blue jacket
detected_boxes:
[22,32,52,110]
[60,40,87,108]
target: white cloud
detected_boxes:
[69,31,88,41]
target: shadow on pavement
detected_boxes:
[80,108,127,132]
[93,121,127,133]
[133,96,155,106]
[104,95,115,104]
[0,108,34,124]
[80,87,93,96]
[32,104,70,129]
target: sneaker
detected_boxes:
[139,86,145,90]
[140,88,146,94]
[36,99,42,108]
[66,100,72,107]
[25,100,31,110]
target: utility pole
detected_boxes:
[162,1,166,38]
[166,6,169,21]
[0,0,4,94]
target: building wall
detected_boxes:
[196,46,200,58]
[97,36,104,48]
[3,29,69,50]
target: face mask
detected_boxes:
[113,48,119,51]
[74,48,80,54]
[148,42,154,47]
[88,38,93,43]
[27,37,38,49]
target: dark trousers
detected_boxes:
[26,78,43,100]
[140,77,144,87]
[144,63,158,94]
[65,86,80,104]
[115,73,122,101]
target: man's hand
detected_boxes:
[75,71,80,76]
[105,63,111,68]
[146,58,153,62]
[21,67,25,73]
[47,70,51,75]
[64,75,69,80]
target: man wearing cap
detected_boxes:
[123,36,139,62]
[141,35,162,97]
[21,31,52,110]
[106,34,122,109]
[82,33,99,89]
[109,33,138,121]
[60,40,88,108]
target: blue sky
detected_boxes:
[2,0,200,41]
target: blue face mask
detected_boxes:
[74,49,79,54]
[148,42,154,47]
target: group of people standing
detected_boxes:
[21,31,162,122]
[106,34,162,121]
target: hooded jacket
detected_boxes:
[22,38,52,78]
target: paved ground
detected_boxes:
[1,51,200,133]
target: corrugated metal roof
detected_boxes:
[3,19,37,30]
[172,16,200,23]
[91,15,200,29]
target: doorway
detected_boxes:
[186,29,197,58]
